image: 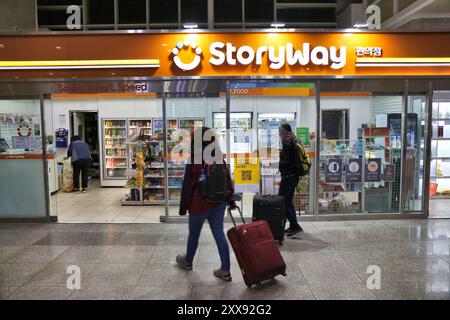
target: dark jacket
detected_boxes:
[67,140,92,163]
[279,138,298,178]
[179,163,235,215]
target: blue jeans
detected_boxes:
[279,175,301,230]
[185,203,230,271]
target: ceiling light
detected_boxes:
[353,23,368,29]
[271,22,286,28]
[183,24,198,29]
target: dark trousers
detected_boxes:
[186,203,230,271]
[279,175,301,230]
[73,159,91,190]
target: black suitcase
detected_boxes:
[252,194,286,244]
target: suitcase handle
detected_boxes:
[228,205,245,227]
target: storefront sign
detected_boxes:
[346,158,362,183]
[57,82,149,94]
[208,42,346,70]
[384,164,395,182]
[326,158,343,183]
[296,127,310,146]
[1,32,450,78]
[366,158,382,182]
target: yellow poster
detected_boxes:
[234,157,260,185]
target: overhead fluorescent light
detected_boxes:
[271,22,286,28]
[353,23,368,28]
[0,59,160,70]
[183,24,198,29]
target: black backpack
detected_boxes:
[199,164,229,203]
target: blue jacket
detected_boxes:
[67,141,92,163]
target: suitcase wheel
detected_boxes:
[281,272,287,277]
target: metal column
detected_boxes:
[40,95,51,221]
[422,81,433,217]
[314,80,321,221]
[225,80,231,165]
[162,93,169,222]
[399,80,409,215]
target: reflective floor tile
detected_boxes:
[70,287,134,300]
[33,232,125,246]
[417,240,450,258]
[0,287,19,299]
[297,260,363,285]
[101,246,155,264]
[0,231,50,246]
[117,233,163,246]
[137,263,195,287]
[149,245,196,264]
[54,246,114,264]
[309,283,376,300]
[25,261,97,287]
[130,286,192,300]
[371,281,429,300]
[8,246,69,263]
[0,246,25,263]
[190,283,252,300]
[84,263,146,287]
[9,287,73,300]
[425,281,450,300]
[0,263,48,287]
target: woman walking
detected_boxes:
[176,127,236,281]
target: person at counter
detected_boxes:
[65,135,93,193]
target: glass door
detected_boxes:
[404,95,427,213]
[164,94,219,218]
[0,98,49,219]
[229,82,317,218]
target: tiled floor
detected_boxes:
[1,219,450,300]
[429,199,450,219]
[54,179,255,223]
[54,180,163,223]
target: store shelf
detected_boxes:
[143,186,182,189]
[105,127,126,129]
[319,191,361,193]
[106,166,127,169]
[432,138,450,141]
[431,176,450,179]
[105,157,127,159]
[120,200,142,206]
[143,200,180,205]
[431,157,450,160]
[433,118,450,121]
[144,175,183,178]
[431,195,450,199]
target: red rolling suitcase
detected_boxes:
[227,206,287,288]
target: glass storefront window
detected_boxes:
[318,92,405,214]
[229,82,316,217]
[165,94,224,217]
[0,99,48,219]
[405,95,427,213]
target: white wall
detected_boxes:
[320,96,371,141]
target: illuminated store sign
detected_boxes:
[0,32,450,78]
[208,42,347,70]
